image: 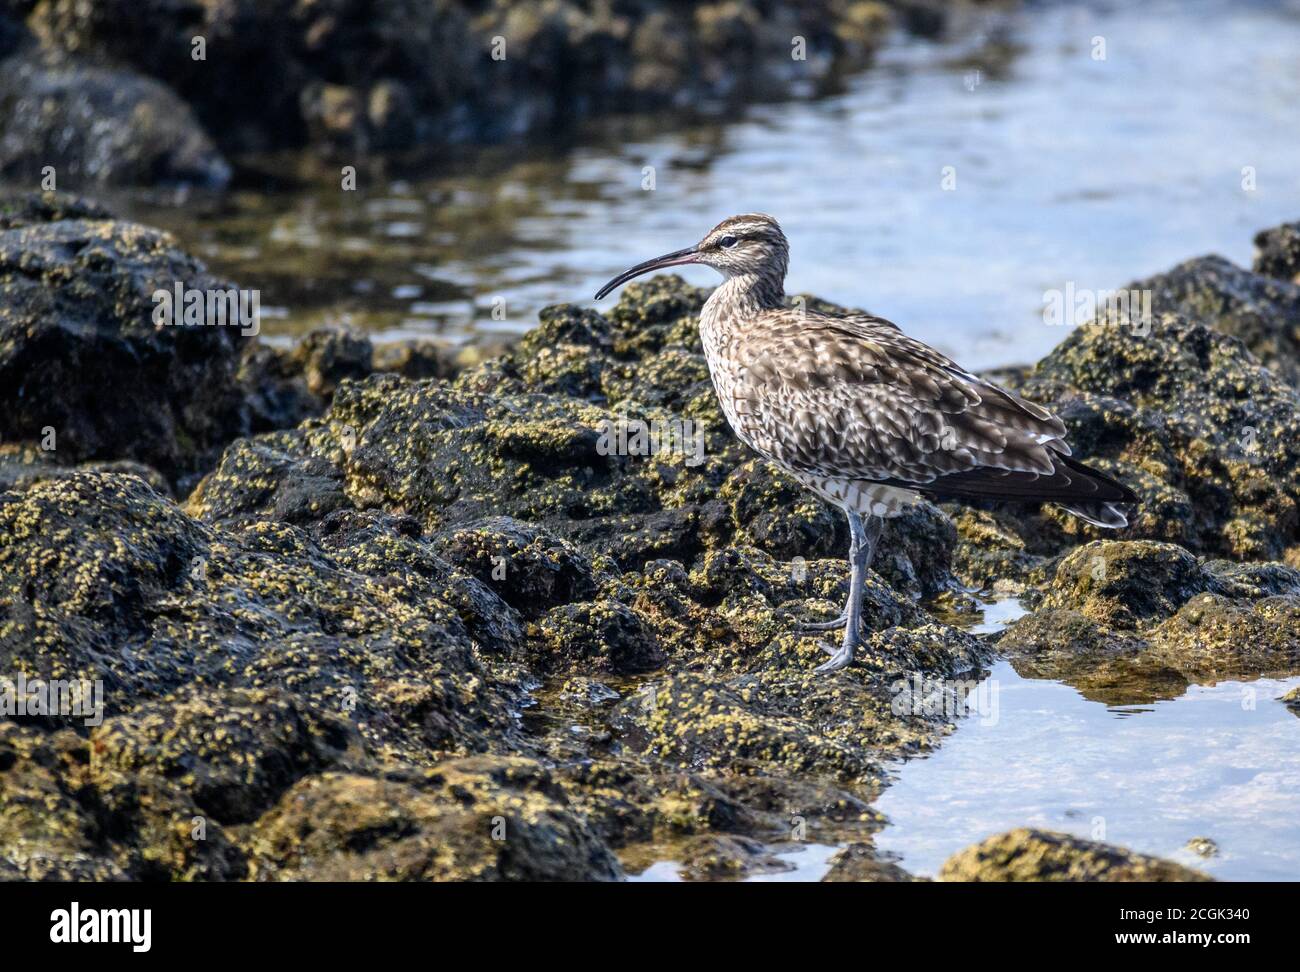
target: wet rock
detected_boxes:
[0,196,252,491]
[248,757,622,881]
[432,517,598,617]
[1253,221,1300,284]
[1185,837,1218,858]
[0,442,170,495]
[1132,255,1300,386]
[90,688,361,825]
[0,473,524,765]
[0,722,246,880]
[1281,686,1300,713]
[0,54,229,188]
[1037,541,1208,629]
[673,834,797,880]
[1000,540,1300,703]
[537,600,665,675]
[822,842,918,882]
[372,339,461,381]
[557,677,621,708]
[291,327,374,398]
[1019,313,1300,561]
[940,829,1211,882]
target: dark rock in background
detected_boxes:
[8,0,912,160]
[1253,220,1300,284]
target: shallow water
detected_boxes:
[873,659,1300,881]
[624,596,1300,882]
[115,0,1300,367]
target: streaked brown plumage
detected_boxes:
[596,213,1136,672]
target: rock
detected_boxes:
[0,473,525,765]
[536,599,664,674]
[939,829,1211,882]
[999,540,1300,704]
[0,197,251,491]
[432,517,598,617]
[18,0,900,157]
[1253,221,1300,284]
[672,834,795,881]
[0,54,229,188]
[90,687,361,825]
[822,842,918,882]
[290,327,374,398]
[0,722,246,880]
[1131,255,1300,386]
[1037,541,1208,629]
[247,757,622,881]
[1018,313,1300,561]
[1185,837,1218,858]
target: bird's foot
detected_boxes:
[814,640,855,673]
[793,612,849,634]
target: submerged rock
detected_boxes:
[939,829,1211,882]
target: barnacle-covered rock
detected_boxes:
[939,829,1211,882]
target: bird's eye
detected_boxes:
[717,235,738,248]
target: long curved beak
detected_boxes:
[594,246,700,300]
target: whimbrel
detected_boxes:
[595,214,1136,673]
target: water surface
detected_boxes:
[114,0,1300,368]
[874,660,1300,881]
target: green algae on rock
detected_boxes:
[939,828,1211,882]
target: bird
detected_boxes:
[594,213,1137,673]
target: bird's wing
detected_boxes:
[730,311,1072,486]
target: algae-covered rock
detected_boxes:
[0,473,524,765]
[1254,220,1300,284]
[821,842,918,882]
[247,757,622,881]
[1131,254,1300,386]
[90,688,362,825]
[0,202,252,490]
[1000,540,1300,704]
[939,828,1211,882]
[1018,313,1300,561]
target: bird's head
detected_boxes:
[594,213,788,300]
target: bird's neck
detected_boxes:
[709,271,786,318]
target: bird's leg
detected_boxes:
[792,516,862,633]
[816,512,882,673]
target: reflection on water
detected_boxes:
[115,0,1300,364]
[874,659,1300,881]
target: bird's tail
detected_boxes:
[915,453,1137,528]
